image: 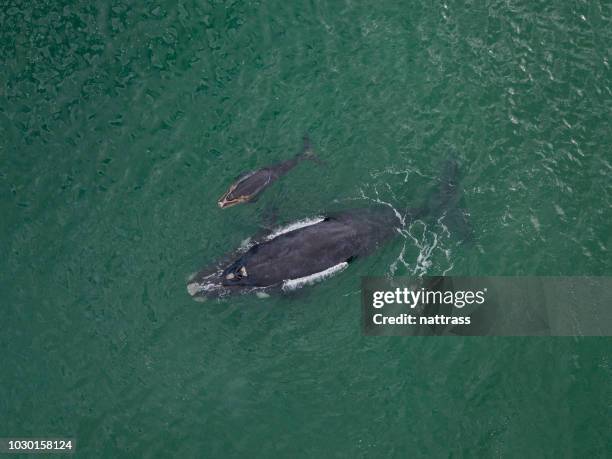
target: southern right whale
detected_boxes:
[218,136,320,208]
[189,155,468,300]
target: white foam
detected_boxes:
[187,269,224,296]
[281,262,348,291]
[358,187,405,226]
[187,282,204,296]
[393,219,453,277]
[389,240,407,276]
[239,237,254,251]
[408,222,439,276]
[371,165,432,182]
[187,280,218,296]
[264,217,325,241]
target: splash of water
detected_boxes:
[358,173,454,277]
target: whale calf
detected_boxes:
[218,136,320,208]
[188,155,468,300]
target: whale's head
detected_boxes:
[217,184,251,209]
[218,170,259,208]
[218,170,272,208]
[218,183,251,208]
[186,270,224,301]
[186,263,265,301]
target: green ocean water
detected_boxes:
[1,0,611,457]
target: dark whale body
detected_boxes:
[223,208,398,287]
[218,136,319,208]
[187,207,401,299]
[188,155,468,300]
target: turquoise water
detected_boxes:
[1,1,611,457]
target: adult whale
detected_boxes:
[188,156,468,300]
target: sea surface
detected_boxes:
[1,1,611,457]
